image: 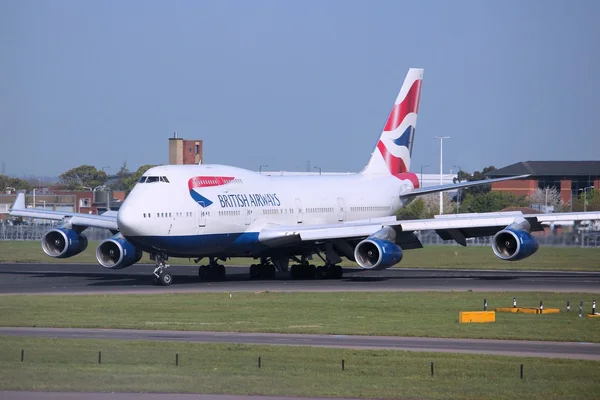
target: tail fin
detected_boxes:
[362,68,423,175]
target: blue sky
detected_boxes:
[1,0,598,177]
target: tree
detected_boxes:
[59,165,108,190]
[572,188,600,212]
[123,164,157,194]
[527,187,562,208]
[110,161,131,191]
[452,166,497,200]
[461,191,528,213]
[422,192,454,215]
[397,198,429,219]
[0,174,32,192]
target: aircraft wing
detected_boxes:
[401,175,531,197]
[8,193,118,231]
[258,211,600,247]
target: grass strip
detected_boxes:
[1,292,599,342]
[1,337,599,400]
[1,241,599,270]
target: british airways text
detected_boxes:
[218,193,281,208]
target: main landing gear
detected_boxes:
[152,253,173,286]
[249,258,276,280]
[197,258,226,281]
[289,256,343,280]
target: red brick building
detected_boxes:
[168,133,203,165]
[487,161,600,204]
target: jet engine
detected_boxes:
[354,227,403,270]
[96,235,143,269]
[492,219,539,261]
[41,228,88,258]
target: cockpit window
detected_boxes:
[139,176,170,184]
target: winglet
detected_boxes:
[10,192,26,211]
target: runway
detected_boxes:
[1,263,599,294]
[2,327,599,360]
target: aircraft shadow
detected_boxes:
[0,267,595,291]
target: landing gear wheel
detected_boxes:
[263,264,276,279]
[290,264,316,279]
[199,264,226,281]
[315,267,326,279]
[290,265,300,280]
[216,264,226,280]
[250,264,276,280]
[249,264,259,280]
[329,265,343,279]
[152,253,172,286]
[198,265,209,280]
[159,272,173,286]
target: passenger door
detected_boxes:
[197,203,207,227]
[295,198,303,224]
[337,197,347,222]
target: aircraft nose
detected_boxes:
[116,201,139,236]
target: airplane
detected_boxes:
[10,68,600,286]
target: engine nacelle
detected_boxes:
[492,228,539,261]
[41,228,88,258]
[354,238,403,270]
[96,235,143,269]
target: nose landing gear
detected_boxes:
[152,253,172,286]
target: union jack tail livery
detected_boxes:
[362,68,423,177]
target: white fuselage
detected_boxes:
[116,164,416,257]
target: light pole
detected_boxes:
[259,165,268,174]
[420,164,430,187]
[32,188,36,209]
[579,186,594,212]
[453,165,461,214]
[434,136,450,214]
[314,166,322,175]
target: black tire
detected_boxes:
[159,272,173,286]
[216,265,226,280]
[315,267,326,279]
[329,265,343,279]
[290,265,300,279]
[264,265,276,279]
[198,266,209,279]
[249,264,259,279]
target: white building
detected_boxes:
[260,171,458,188]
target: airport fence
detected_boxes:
[0,223,111,242]
[1,222,599,247]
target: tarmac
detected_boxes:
[2,262,599,399]
[1,263,599,294]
